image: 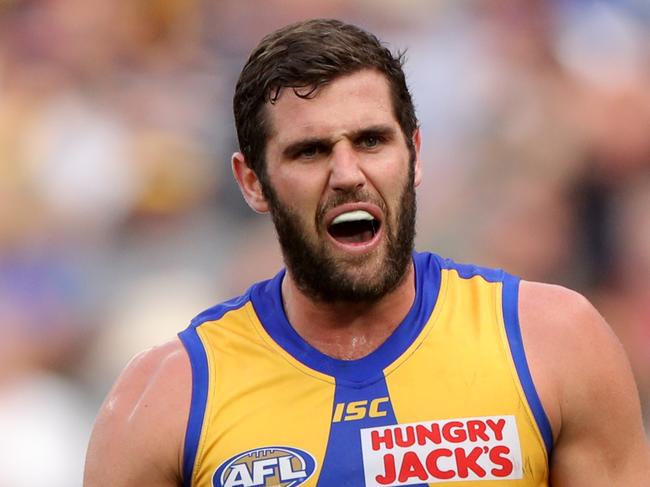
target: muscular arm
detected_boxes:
[84,339,191,487]
[519,282,650,486]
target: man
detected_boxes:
[84,19,650,487]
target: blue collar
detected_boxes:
[249,252,441,387]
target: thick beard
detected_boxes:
[263,162,416,304]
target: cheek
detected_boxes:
[285,184,321,217]
[272,166,326,203]
[370,157,411,205]
[270,176,323,227]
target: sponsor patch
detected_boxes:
[213,446,316,487]
[360,415,523,485]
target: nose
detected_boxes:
[328,143,366,192]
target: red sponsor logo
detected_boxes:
[360,416,522,485]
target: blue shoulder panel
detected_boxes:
[177,292,253,487]
[501,274,554,456]
[438,256,505,283]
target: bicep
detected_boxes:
[546,291,650,485]
[84,342,191,487]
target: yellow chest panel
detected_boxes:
[179,253,552,487]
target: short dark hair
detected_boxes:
[233,18,418,182]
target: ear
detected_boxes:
[412,128,423,187]
[232,152,269,213]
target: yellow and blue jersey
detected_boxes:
[178,252,553,486]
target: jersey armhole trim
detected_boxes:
[178,326,210,487]
[502,274,554,456]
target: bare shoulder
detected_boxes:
[84,338,191,487]
[518,281,619,384]
[519,280,608,339]
[518,281,633,407]
[518,281,650,486]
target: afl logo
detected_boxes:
[213,446,317,487]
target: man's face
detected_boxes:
[261,69,422,302]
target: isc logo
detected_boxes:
[212,446,316,487]
[332,397,390,423]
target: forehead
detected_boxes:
[265,69,398,145]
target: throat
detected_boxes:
[307,331,386,360]
[280,262,417,360]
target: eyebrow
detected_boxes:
[353,124,397,141]
[281,124,397,159]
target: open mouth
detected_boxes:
[327,210,381,244]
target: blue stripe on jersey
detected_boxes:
[317,376,428,487]
[178,293,252,487]
[178,326,210,487]
[502,274,554,455]
[249,252,440,385]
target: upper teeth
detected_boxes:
[331,210,375,225]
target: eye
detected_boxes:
[294,143,329,160]
[300,145,320,158]
[359,134,382,149]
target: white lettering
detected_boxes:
[278,456,306,480]
[252,458,278,485]
[223,464,254,487]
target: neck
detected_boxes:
[281,261,417,360]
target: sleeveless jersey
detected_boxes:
[178,252,553,487]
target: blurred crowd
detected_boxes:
[0,0,649,485]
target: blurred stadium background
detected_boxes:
[1,0,649,485]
